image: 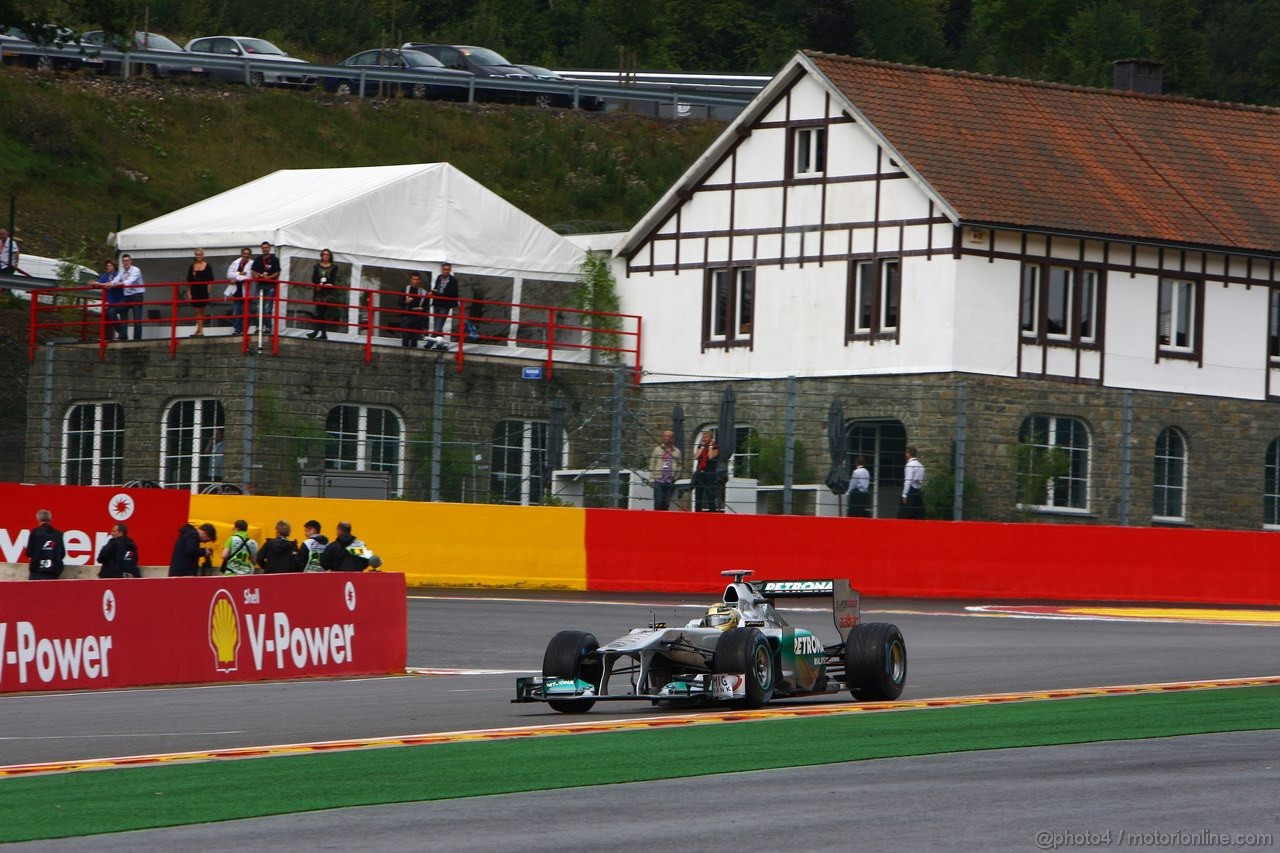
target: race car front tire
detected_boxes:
[542,630,603,713]
[844,622,907,701]
[712,627,775,708]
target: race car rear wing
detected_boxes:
[751,578,860,644]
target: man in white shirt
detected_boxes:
[226,247,254,334]
[846,455,871,517]
[0,227,19,274]
[899,446,926,519]
[113,254,146,341]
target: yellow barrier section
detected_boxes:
[189,495,587,590]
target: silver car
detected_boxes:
[184,35,312,87]
[81,31,196,78]
[514,571,907,712]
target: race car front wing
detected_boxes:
[513,673,748,704]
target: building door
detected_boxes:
[845,419,907,519]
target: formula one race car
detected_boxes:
[514,571,906,712]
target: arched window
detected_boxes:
[63,402,124,486]
[1017,415,1090,510]
[162,399,225,492]
[1266,439,1280,527]
[325,405,404,495]
[1153,427,1188,521]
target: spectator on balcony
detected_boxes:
[27,509,65,580]
[185,248,214,337]
[308,249,343,340]
[649,429,684,511]
[225,247,254,334]
[113,254,146,341]
[98,260,125,342]
[256,520,299,574]
[400,271,429,348]
[98,523,140,579]
[251,241,281,335]
[429,263,460,351]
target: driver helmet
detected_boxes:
[703,603,740,631]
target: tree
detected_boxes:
[1147,0,1210,96]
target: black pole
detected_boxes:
[8,195,14,238]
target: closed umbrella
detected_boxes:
[716,385,737,479]
[825,399,849,507]
[543,392,566,495]
[671,404,685,458]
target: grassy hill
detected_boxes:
[0,69,723,265]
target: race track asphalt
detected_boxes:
[13,730,1279,852]
[1,592,1277,768]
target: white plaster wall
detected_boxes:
[951,256,1019,376]
[737,128,785,178]
[788,77,830,118]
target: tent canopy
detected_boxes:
[116,163,585,280]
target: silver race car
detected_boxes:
[514,571,906,712]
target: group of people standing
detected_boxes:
[396,263,460,350]
[647,431,928,519]
[167,518,380,577]
[22,510,139,580]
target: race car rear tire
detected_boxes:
[844,622,907,701]
[712,627,775,708]
[542,630,602,713]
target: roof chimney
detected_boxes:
[1113,59,1163,95]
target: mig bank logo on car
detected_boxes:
[107,493,135,521]
[209,589,241,673]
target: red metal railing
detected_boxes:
[28,279,643,382]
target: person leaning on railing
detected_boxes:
[113,254,146,341]
[308,248,344,340]
[98,260,124,341]
[225,247,254,334]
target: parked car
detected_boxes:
[184,36,313,88]
[80,31,200,78]
[516,64,604,111]
[1,26,104,72]
[401,43,533,102]
[323,49,472,100]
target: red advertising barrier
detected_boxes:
[0,484,191,570]
[584,510,1280,605]
[0,573,407,693]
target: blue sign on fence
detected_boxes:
[522,367,544,380]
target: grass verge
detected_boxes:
[3,686,1277,841]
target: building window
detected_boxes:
[1153,427,1188,521]
[792,127,826,176]
[325,405,404,494]
[1020,263,1098,344]
[1158,278,1199,354]
[491,419,556,505]
[63,402,124,486]
[1269,289,1280,361]
[1017,415,1090,510]
[162,399,225,492]
[706,267,754,345]
[1266,439,1280,527]
[848,258,900,337]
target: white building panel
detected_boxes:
[759,93,791,125]
[787,76,832,119]
[1043,346,1079,378]
[1200,282,1268,397]
[681,190,731,233]
[756,233,782,262]
[825,182,875,223]
[681,237,705,268]
[826,123,882,176]
[1078,349,1102,381]
[878,179,930,222]
[786,184,826,224]
[737,128,786,179]
[734,187,784,231]
[706,237,730,265]
[732,235,755,262]
[651,239,676,269]
[952,257,1017,376]
[702,156,736,187]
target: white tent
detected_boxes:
[115,163,585,281]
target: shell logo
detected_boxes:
[209,589,241,673]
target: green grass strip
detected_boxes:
[3,686,1277,842]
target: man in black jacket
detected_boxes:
[27,509,65,580]
[256,520,299,573]
[98,523,140,578]
[169,522,214,577]
[320,521,378,572]
[429,263,460,351]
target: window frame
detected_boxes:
[160,398,226,493]
[790,126,827,178]
[1268,288,1280,363]
[1266,438,1280,529]
[703,265,755,349]
[1152,426,1188,523]
[847,257,901,340]
[490,419,568,506]
[324,404,406,496]
[62,401,125,486]
[1019,261,1101,347]
[1156,276,1203,361]
[1017,414,1091,513]
[693,422,758,479]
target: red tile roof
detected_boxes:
[806,52,1280,254]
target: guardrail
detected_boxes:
[1,41,757,109]
[28,278,644,381]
